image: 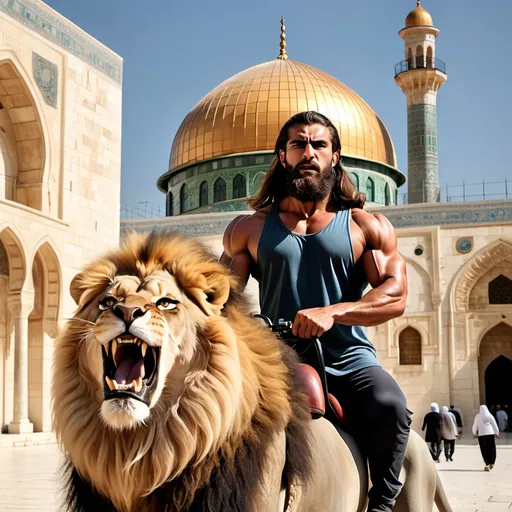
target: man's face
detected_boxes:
[279,123,339,202]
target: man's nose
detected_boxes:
[303,143,314,159]
[113,304,145,327]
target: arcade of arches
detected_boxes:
[0,232,61,434]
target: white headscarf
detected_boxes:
[479,405,493,424]
[430,402,440,413]
[441,405,449,414]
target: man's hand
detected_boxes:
[292,306,335,339]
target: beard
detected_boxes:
[284,161,336,202]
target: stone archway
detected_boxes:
[28,241,60,432]
[478,322,512,406]
[0,59,46,212]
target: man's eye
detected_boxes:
[156,297,179,311]
[99,296,117,310]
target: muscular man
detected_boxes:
[220,111,410,512]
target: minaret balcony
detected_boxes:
[394,58,446,77]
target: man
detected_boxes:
[449,404,463,434]
[495,405,508,432]
[220,111,410,512]
[421,403,442,462]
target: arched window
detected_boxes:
[415,45,424,68]
[489,275,512,304]
[426,46,433,68]
[385,183,391,206]
[179,184,188,214]
[365,177,375,202]
[166,191,173,216]
[232,174,246,199]
[199,181,208,207]
[214,178,226,202]
[407,47,413,69]
[399,327,422,365]
[349,172,359,191]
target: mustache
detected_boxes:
[295,161,320,171]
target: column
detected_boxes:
[8,291,34,434]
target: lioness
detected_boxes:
[52,231,451,512]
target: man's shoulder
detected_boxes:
[225,207,270,233]
[222,207,271,255]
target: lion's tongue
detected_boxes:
[115,359,145,383]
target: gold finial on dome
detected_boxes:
[278,16,288,60]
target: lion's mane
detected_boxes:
[52,231,311,512]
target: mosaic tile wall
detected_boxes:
[407,103,439,203]
[164,153,401,215]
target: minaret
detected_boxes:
[395,1,447,204]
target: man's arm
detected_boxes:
[329,211,407,326]
[220,215,253,289]
[292,211,407,338]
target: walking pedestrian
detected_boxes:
[440,406,458,461]
[449,404,463,435]
[422,403,442,462]
[495,405,508,432]
[472,405,500,471]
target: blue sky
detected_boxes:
[45,0,510,211]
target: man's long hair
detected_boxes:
[248,111,366,210]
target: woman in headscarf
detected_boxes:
[422,402,442,462]
[472,405,500,471]
[440,406,459,461]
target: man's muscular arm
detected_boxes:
[220,215,252,289]
[292,212,407,338]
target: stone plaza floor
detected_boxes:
[0,433,511,511]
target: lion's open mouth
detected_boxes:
[102,335,160,403]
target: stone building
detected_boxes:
[124,4,512,431]
[0,0,122,437]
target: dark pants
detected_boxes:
[327,366,411,512]
[429,440,442,461]
[443,439,455,460]
[478,434,496,465]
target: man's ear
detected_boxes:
[279,149,286,166]
[332,151,340,167]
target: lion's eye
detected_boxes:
[99,296,117,311]
[156,297,179,311]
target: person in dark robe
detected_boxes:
[422,402,442,462]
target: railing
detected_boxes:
[399,179,511,205]
[120,202,163,219]
[394,57,447,77]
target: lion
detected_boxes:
[52,231,452,512]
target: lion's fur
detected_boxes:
[52,231,312,512]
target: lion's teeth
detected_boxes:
[105,376,116,391]
[111,339,118,366]
[141,343,147,358]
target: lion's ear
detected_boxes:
[189,270,232,316]
[70,272,86,305]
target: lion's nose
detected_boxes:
[113,304,145,327]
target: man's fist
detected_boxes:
[292,306,335,339]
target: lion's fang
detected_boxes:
[105,376,117,391]
[141,343,147,358]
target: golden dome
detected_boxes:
[405,1,433,28]
[170,59,397,170]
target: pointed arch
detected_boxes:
[426,46,433,68]
[214,177,226,202]
[365,177,375,202]
[232,174,246,199]
[415,45,424,68]
[179,183,188,214]
[451,238,512,312]
[166,191,173,216]
[349,172,359,191]
[399,326,422,365]
[0,55,48,213]
[0,226,27,292]
[199,180,208,207]
[385,182,391,206]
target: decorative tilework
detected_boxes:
[120,200,512,238]
[407,104,439,203]
[0,0,122,84]
[32,52,57,108]
[455,237,474,254]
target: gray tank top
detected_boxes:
[257,202,381,376]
